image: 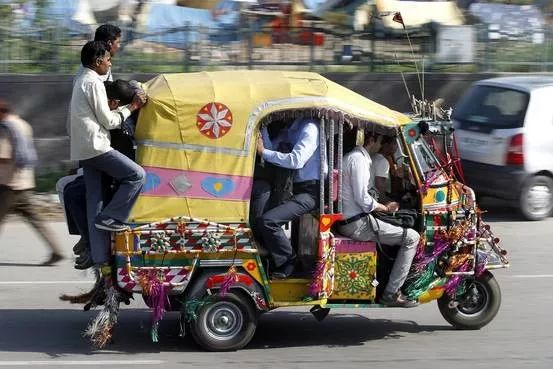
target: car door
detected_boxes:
[452,84,528,166]
[523,87,553,174]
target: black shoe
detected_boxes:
[74,254,94,270]
[73,238,87,255]
[94,216,130,232]
[271,260,295,279]
[41,252,64,266]
[380,292,419,308]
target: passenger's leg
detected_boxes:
[249,179,271,242]
[337,216,419,304]
[64,176,89,241]
[81,150,145,224]
[82,165,111,265]
[259,191,317,270]
[373,220,419,296]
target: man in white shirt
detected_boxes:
[256,118,327,279]
[337,131,420,307]
[70,41,146,269]
[0,100,64,265]
[371,135,398,199]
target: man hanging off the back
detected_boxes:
[70,40,146,273]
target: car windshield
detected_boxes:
[411,138,447,184]
[452,85,529,129]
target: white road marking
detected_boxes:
[510,274,553,278]
[0,360,164,366]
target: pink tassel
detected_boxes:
[308,258,326,297]
[444,261,471,297]
[418,171,441,195]
[139,270,170,342]
[219,266,238,297]
[475,254,487,277]
[413,235,450,272]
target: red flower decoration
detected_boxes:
[196,102,233,139]
[349,271,358,279]
[246,261,256,271]
[408,128,417,137]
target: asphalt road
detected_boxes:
[0,201,552,369]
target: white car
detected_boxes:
[453,76,553,220]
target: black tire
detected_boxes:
[519,175,553,221]
[438,271,501,330]
[189,291,257,351]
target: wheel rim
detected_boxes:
[202,301,243,341]
[456,280,489,317]
[526,183,553,217]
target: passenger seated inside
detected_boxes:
[336,129,420,307]
[255,116,327,279]
[250,120,293,251]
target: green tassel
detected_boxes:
[181,296,215,322]
[405,261,438,299]
[151,322,159,343]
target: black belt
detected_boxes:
[294,180,319,187]
[336,213,368,227]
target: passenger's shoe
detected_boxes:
[74,253,94,270]
[380,291,419,308]
[41,252,64,266]
[94,216,130,232]
[72,238,87,255]
[271,260,295,279]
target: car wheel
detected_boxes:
[520,175,553,221]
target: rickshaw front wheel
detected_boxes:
[190,291,258,351]
[437,271,501,330]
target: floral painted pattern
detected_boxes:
[334,254,376,298]
[196,102,233,139]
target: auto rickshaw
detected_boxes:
[71,71,509,351]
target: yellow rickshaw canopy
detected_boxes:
[130,70,410,223]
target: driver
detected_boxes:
[336,130,420,307]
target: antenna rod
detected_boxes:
[394,52,414,111]
[403,26,423,100]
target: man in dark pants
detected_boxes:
[63,79,140,269]
[256,117,326,278]
[70,41,146,275]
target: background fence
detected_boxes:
[1,20,553,74]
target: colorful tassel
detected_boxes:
[83,286,121,348]
[137,269,170,342]
[219,265,238,296]
[444,260,471,297]
[182,296,215,322]
[308,258,326,298]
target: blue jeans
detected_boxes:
[81,150,145,264]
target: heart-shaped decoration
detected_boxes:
[321,217,331,227]
[201,177,235,198]
[142,172,161,192]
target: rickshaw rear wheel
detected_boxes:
[437,271,501,330]
[189,291,257,351]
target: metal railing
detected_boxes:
[0,21,552,74]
